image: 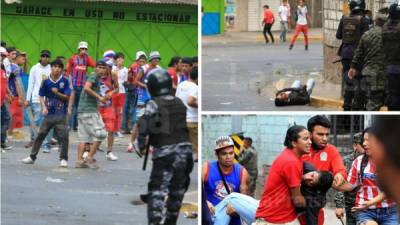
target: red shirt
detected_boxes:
[348,155,395,209]
[128,62,140,84]
[302,144,347,178]
[0,69,7,106]
[256,148,303,223]
[66,54,96,87]
[167,67,178,87]
[263,9,275,24]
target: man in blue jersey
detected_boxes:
[21,59,71,167]
[202,136,250,225]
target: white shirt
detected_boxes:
[296,5,308,25]
[26,63,51,103]
[112,65,128,94]
[175,80,198,123]
[278,4,290,22]
[3,58,11,77]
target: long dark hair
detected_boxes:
[284,125,308,148]
[360,127,371,180]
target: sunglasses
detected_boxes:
[79,48,88,50]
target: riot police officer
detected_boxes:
[336,0,370,110]
[382,1,400,110]
[137,68,193,225]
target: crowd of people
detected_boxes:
[0,40,198,165]
[202,115,400,225]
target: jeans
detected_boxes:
[1,104,10,144]
[30,115,69,161]
[263,23,274,43]
[291,79,315,95]
[71,86,82,129]
[356,206,399,225]
[121,90,137,131]
[280,21,288,42]
[30,103,53,148]
[214,193,259,225]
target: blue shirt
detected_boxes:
[8,64,22,97]
[204,160,242,225]
[39,75,71,115]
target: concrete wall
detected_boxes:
[202,115,312,167]
[322,0,392,83]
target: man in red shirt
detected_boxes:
[66,41,96,131]
[255,125,310,225]
[302,115,347,224]
[1,47,12,150]
[262,5,275,44]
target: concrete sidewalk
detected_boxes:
[202,28,323,46]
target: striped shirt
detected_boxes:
[348,155,395,209]
[66,54,95,87]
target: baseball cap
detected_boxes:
[78,41,88,49]
[96,60,107,67]
[0,47,9,56]
[214,136,235,152]
[149,51,161,61]
[353,132,363,144]
[136,51,147,60]
[40,50,51,57]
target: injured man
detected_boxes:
[212,162,333,225]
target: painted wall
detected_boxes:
[202,0,225,35]
[1,0,198,69]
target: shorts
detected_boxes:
[254,218,300,225]
[99,106,117,132]
[78,112,107,143]
[9,96,23,128]
[135,105,145,121]
[356,206,399,225]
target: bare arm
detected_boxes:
[187,95,197,108]
[134,70,146,88]
[84,81,102,101]
[290,187,306,208]
[240,168,250,195]
[352,192,386,212]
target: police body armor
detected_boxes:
[342,15,362,44]
[148,96,189,148]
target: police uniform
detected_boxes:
[137,69,193,225]
[351,24,386,111]
[336,0,370,110]
[382,2,400,110]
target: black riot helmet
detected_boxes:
[349,0,366,12]
[146,69,173,97]
[389,0,400,20]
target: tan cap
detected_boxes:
[214,136,235,151]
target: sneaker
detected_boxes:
[127,143,134,153]
[21,157,34,164]
[50,138,58,145]
[86,160,99,169]
[289,44,294,50]
[82,151,89,161]
[305,45,309,51]
[106,152,118,161]
[42,147,50,153]
[24,141,34,148]
[115,132,123,138]
[1,143,12,150]
[75,161,89,168]
[60,159,68,167]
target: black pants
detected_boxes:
[341,59,365,111]
[30,115,69,161]
[148,145,193,225]
[263,23,274,43]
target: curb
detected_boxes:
[310,96,343,110]
[255,35,323,42]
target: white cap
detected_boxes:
[0,47,8,56]
[149,51,161,61]
[136,51,147,60]
[78,41,88,49]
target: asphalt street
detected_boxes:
[1,129,198,225]
[202,41,326,111]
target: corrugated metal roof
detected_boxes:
[73,0,197,5]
